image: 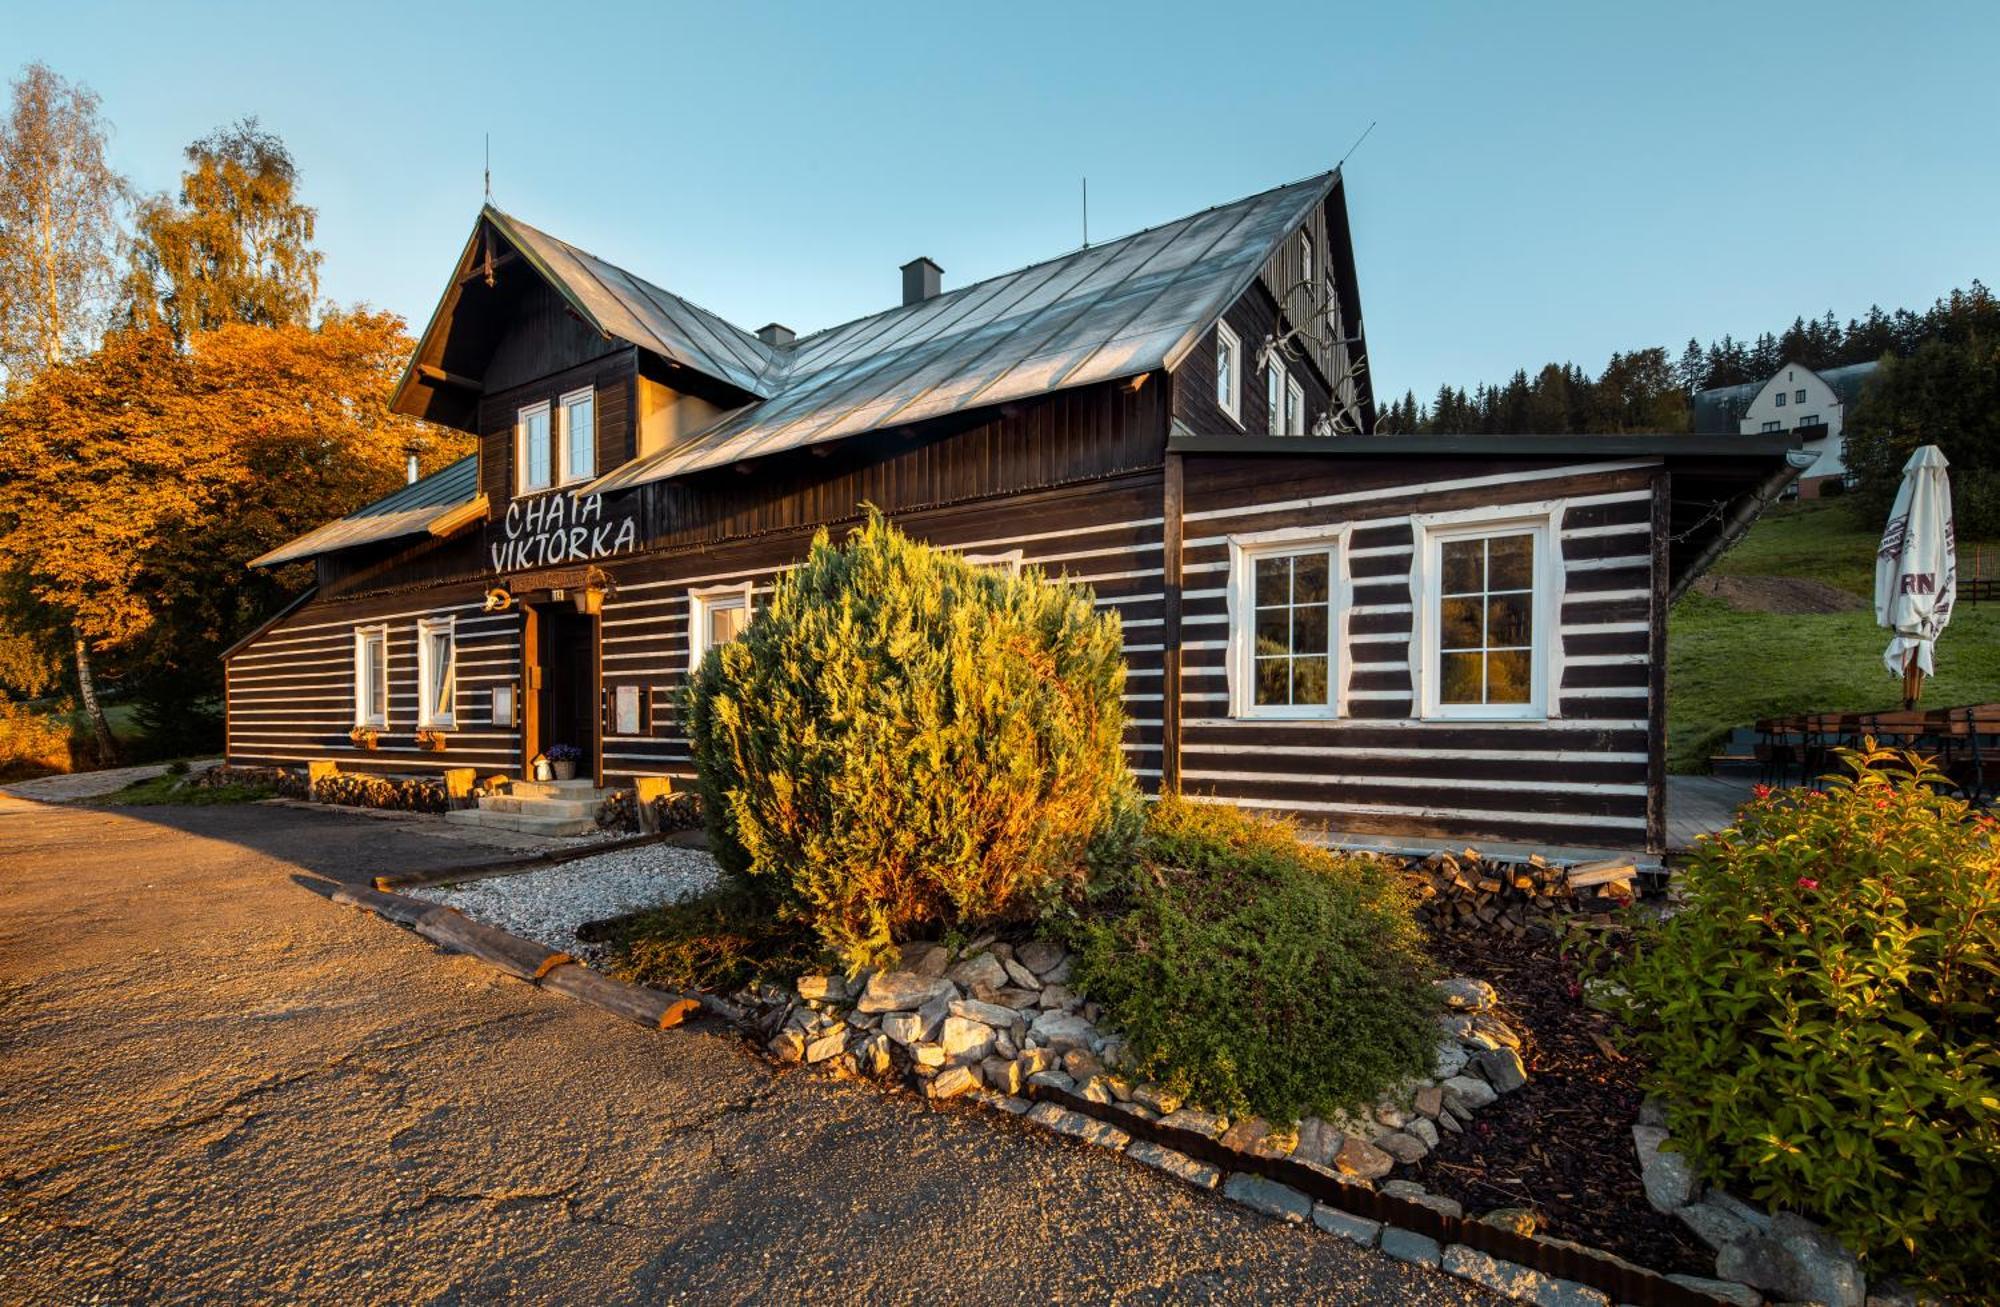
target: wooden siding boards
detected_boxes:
[1176,454,1661,853]
[476,350,638,507]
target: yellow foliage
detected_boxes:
[0,701,71,779]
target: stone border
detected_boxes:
[321,870,1739,1307]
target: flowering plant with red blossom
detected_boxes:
[1613,740,2000,1297]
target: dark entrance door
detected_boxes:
[536,605,598,780]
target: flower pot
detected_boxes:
[533,760,553,781]
[552,760,578,781]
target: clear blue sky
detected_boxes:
[9,0,1996,402]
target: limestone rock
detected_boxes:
[1078,1076,1114,1104]
[1026,1101,1130,1150]
[1037,982,1077,1011]
[915,995,952,1041]
[910,1041,946,1069]
[1438,977,1497,1011]
[1016,940,1065,975]
[1126,1141,1220,1189]
[879,1010,923,1046]
[992,987,1041,1010]
[1027,1010,1096,1053]
[1026,1069,1074,1093]
[1312,1204,1382,1247]
[1434,1041,1470,1079]
[1157,1107,1229,1139]
[1131,1083,1182,1115]
[927,1065,978,1099]
[796,974,851,1004]
[1412,1085,1445,1119]
[1666,1275,1762,1307]
[1001,956,1042,990]
[1293,1117,1344,1167]
[1375,1131,1429,1165]
[1039,954,1074,985]
[939,1016,996,1064]
[1219,1117,1272,1155]
[947,952,1010,993]
[1014,1046,1054,1077]
[1379,1227,1442,1267]
[804,1027,848,1064]
[1631,1125,1698,1212]
[1677,1199,1754,1251]
[857,971,957,1014]
[1478,1207,1539,1238]
[1222,1173,1311,1224]
[1061,1048,1105,1081]
[1476,1047,1528,1094]
[1406,1116,1439,1149]
[1442,1074,1498,1111]
[1715,1233,1813,1303]
[1333,1135,1395,1181]
[1770,1211,1866,1307]
[950,997,1022,1030]
[768,1027,805,1064]
[1441,1245,1609,1307]
[903,943,950,977]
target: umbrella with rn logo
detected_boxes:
[1875,445,1957,708]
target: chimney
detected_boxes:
[900,256,943,307]
[756,322,796,347]
[407,454,420,485]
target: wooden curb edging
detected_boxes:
[326,881,723,1030]
[370,831,682,892]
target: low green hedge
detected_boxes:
[1615,744,2000,1297]
[1063,796,1440,1124]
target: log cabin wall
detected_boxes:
[224,579,526,776]
[475,349,638,507]
[1175,453,1664,853]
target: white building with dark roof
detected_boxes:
[1691,359,1879,497]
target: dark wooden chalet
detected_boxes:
[229,170,1807,857]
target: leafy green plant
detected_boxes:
[683,510,1137,971]
[611,881,820,994]
[1064,796,1440,1125]
[1614,743,2000,1297]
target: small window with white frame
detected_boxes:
[959,548,1024,576]
[1285,375,1305,435]
[1215,321,1242,424]
[1412,506,1562,721]
[559,387,596,484]
[688,583,753,673]
[353,625,389,729]
[1795,389,1806,404]
[1266,357,1286,435]
[1775,391,1786,407]
[1299,232,1314,290]
[416,616,456,728]
[1226,530,1346,719]
[517,401,553,494]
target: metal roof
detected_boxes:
[1167,432,1805,459]
[250,456,482,568]
[487,207,782,398]
[586,171,1340,492]
[1690,359,1882,434]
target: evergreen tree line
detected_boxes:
[1377,281,1997,438]
[0,62,465,765]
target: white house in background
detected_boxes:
[1691,359,1879,498]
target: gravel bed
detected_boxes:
[409,842,721,961]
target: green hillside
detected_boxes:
[1667,496,2000,771]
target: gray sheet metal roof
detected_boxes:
[488,208,782,399]
[586,171,1340,492]
[251,456,481,568]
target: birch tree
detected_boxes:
[0,62,125,391]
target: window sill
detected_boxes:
[1232,706,1338,722]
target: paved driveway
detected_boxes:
[0,794,1489,1304]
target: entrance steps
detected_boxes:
[443,777,610,837]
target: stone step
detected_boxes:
[507,778,607,801]
[477,795,599,820]
[443,808,599,838]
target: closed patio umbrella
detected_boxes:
[1875,445,1957,707]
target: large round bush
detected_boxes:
[1066,796,1440,1124]
[684,512,1136,971]
[1615,744,2000,1296]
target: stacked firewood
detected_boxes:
[1402,849,1636,938]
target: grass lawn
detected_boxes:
[86,771,273,806]
[1666,495,2000,772]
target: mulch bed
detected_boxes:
[1410,925,1713,1279]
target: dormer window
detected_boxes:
[517,401,553,494]
[1215,322,1242,425]
[560,387,596,483]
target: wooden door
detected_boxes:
[534,605,600,780]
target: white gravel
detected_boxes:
[410,842,721,959]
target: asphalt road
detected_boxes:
[0,793,1491,1305]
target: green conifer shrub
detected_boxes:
[1614,744,2000,1297]
[683,511,1137,971]
[1065,796,1440,1124]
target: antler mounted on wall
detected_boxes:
[1256,275,1371,435]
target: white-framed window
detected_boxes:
[1797,413,1819,429]
[559,386,596,484]
[1285,376,1305,435]
[1299,232,1314,290]
[1775,391,1787,407]
[1215,321,1242,425]
[1225,526,1349,720]
[688,583,753,673]
[1795,389,1807,404]
[1762,420,1781,432]
[416,616,456,728]
[353,625,389,729]
[517,401,553,494]
[1410,504,1565,721]
[1266,357,1286,435]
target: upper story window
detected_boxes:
[1413,507,1559,721]
[1285,376,1305,436]
[1775,391,1787,407]
[1797,414,1819,429]
[1762,420,1782,432]
[560,387,596,483]
[1300,233,1314,291]
[517,401,553,494]
[416,616,456,729]
[688,583,753,673]
[353,625,389,729]
[1795,388,1807,404]
[1215,322,1242,425]
[1267,358,1286,435]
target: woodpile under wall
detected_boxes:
[1404,850,1636,939]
